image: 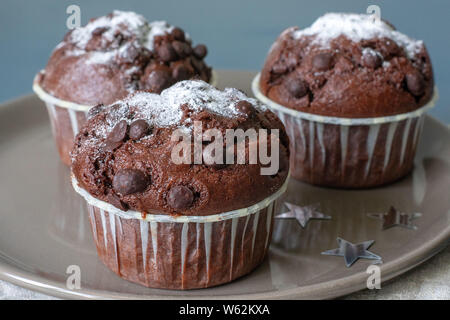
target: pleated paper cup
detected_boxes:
[252,73,438,188]
[71,174,288,289]
[32,71,218,166]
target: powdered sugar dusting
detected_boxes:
[293,13,424,59]
[161,80,263,119]
[65,11,183,63]
[70,11,148,49]
[85,50,116,65]
[95,80,266,136]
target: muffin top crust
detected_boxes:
[71,80,289,216]
[38,10,211,105]
[260,13,434,118]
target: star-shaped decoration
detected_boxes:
[368,206,422,230]
[275,202,331,228]
[321,237,382,267]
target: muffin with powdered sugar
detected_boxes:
[71,80,289,289]
[260,13,433,117]
[33,10,212,165]
[254,13,436,188]
[39,10,211,104]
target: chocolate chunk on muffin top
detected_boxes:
[260,13,434,118]
[71,80,289,216]
[39,10,211,105]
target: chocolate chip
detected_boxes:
[312,53,333,71]
[191,57,205,72]
[147,69,172,93]
[107,193,128,211]
[406,71,425,96]
[167,186,194,209]
[172,41,187,58]
[172,64,190,81]
[235,100,255,117]
[362,51,383,69]
[122,44,139,63]
[183,44,193,56]
[129,119,150,140]
[379,40,401,60]
[87,104,104,118]
[107,120,128,143]
[104,140,123,152]
[172,27,185,41]
[113,169,150,195]
[157,43,177,62]
[92,27,109,36]
[286,79,308,98]
[193,44,207,59]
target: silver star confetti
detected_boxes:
[321,237,382,267]
[368,206,422,230]
[275,202,331,228]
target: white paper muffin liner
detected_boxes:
[71,174,288,289]
[252,73,438,187]
[32,71,218,165]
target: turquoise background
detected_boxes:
[0,0,448,123]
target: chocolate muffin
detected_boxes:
[34,10,212,165]
[71,80,289,289]
[260,13,433,117]
[40,10,211,105]
[255,13,436,188]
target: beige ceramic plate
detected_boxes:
[0,70,448,299]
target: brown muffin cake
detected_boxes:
[71,80,289,289]
[72,80,289,215]
[260,13,433,118]
[34,10,212,166]
[255,13,436,188]
[39,10,211,105]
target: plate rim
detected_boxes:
[0,220,448,300]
